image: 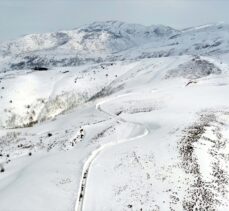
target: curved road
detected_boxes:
[75,94,149,211]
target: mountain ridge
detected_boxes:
[0,21,229,71]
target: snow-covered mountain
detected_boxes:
[1,21,177,55]
[1,21,229,71]
[0,21,229,211]
[0,21,178,70]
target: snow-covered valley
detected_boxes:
[1,21,229,211]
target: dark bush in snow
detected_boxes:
[0,165,4,173]
[33,67,48,71]
[47,133,53,137]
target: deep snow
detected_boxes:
[0,21,229,211]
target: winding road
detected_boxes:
[75,94,149,211]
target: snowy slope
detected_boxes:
[1,21,229,71]
[0,21,178,70]
[0,21,177,56]
[0,21,229,211]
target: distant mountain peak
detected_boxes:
[0,21,178,57]
[0,21,229,71]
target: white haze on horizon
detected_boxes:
[0,0,228,41]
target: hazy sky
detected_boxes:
[0,0,229,41]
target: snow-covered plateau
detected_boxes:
[1,21,229,211]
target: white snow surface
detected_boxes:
[0,21,229,211]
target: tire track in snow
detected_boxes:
[75,93,149,211]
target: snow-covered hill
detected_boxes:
[0,21,229,211]
[0,21,178,70]
[1,21,228,72]
[1,21,177,56]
